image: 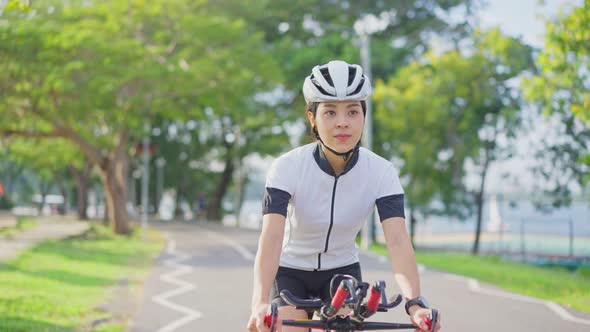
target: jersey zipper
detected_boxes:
[317,176,338,270]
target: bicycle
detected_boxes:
[264,274,439,332]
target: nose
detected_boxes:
[336,113,349,128]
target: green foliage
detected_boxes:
[0,0,282,146]
[208,0,475,133]
[0,0,285,220]
[3,0,32,12]
[374,29,533,219]
[525,0,590,124]
[523,0,590,201]
[0,195,14,210]
[5,138,82,181]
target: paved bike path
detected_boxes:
[131,221,590,332]
[0,217,90,262]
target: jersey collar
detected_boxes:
[313,142,359,177]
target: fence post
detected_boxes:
[569,218,574,258]
[520,218,526,260]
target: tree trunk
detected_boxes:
[71,161,92,220]
[174,182,183,218]
[98,149,130,235]
[76,174,89,220]
[56,176,67,215]
[102,190,109,225]
[472,142,493,255]
[38,180,51,214]
[472,190,484,255]
[4,126,130,233]
[207,154,235,222]
[152,184,158,216]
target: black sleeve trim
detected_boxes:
[376,194,405,222]
[262,187,292,217]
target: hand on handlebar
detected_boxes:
[410,307,441,332]
[247,303,271,332]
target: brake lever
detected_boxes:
[353,282,369,317]
[343,279,358,306]
[263,303,279,331]
[424,308,439,332]
[377,280,387,304]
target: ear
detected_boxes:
[306,110,315,128]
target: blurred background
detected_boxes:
[1,0,588,264]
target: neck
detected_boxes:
[320,144,348,176]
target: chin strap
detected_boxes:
[318,138,360,161]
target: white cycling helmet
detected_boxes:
[302,60,372,103]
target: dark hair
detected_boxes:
[305,101,367,140]
[306,101,367,116]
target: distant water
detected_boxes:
[414,199,590,257]
[419,199,590,236]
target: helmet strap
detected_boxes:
[317,136,360,162]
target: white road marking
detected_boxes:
[151,238,203,332]
[443,274,590,326]
[206,230,255,262]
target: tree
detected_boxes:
[523,0,590,204]
[3,138,82,214]
[69,158,93,220]
[2,0,32,12]
[0,143,24,203]
[375,29,533,253]
[466,29,534,254]
[0,0,282,232]
[220,0,475,80]
[202,78,288,221]
[374,53,476,244]
[207,0,477,128]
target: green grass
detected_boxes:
[370,243,590,313]
[0,223,164,332]
[0,217,38,237]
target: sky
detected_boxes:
[478,0,583,48]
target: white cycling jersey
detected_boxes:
[263,142,405,271]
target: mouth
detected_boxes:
[334,134,351,141]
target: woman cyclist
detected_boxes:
[247,60,442,332]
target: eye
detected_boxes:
[324,110,336,116]
[349,109,360,116]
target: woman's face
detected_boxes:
[308,101,364,153]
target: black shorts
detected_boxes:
[270,262,362,311]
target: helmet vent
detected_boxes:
[319,67,334,87]
[310,74,336,97]
[349,77,365,95]
[347,66,357,86]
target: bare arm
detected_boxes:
[382,217,441,331]
[382,217,420,300]
[251,213,286,309]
